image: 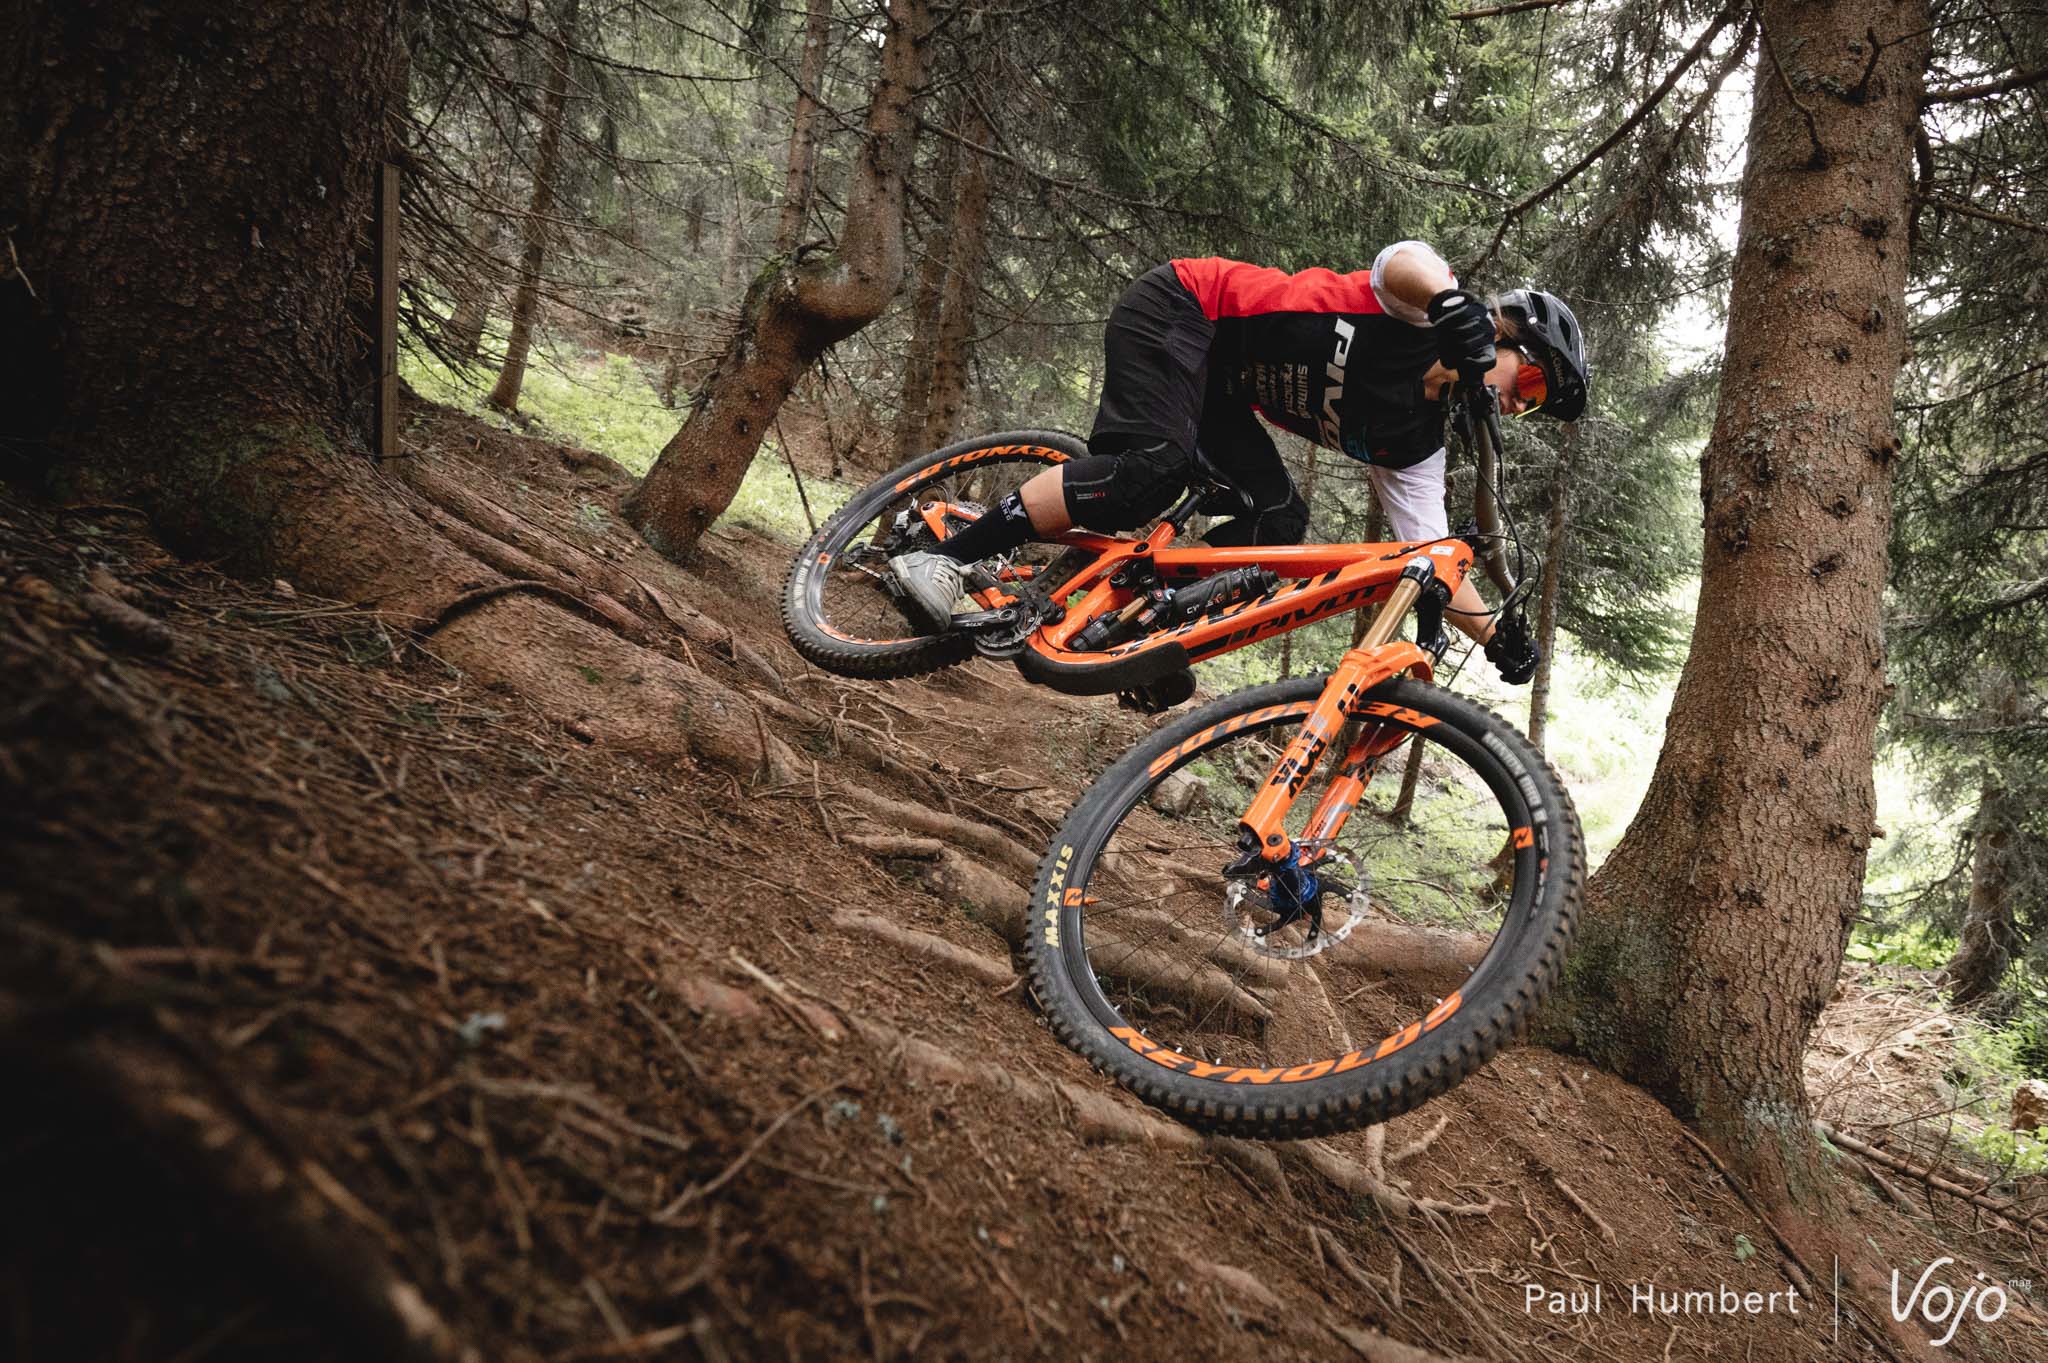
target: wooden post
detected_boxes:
[373,162,400,457]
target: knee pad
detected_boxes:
[1202,489,1310,546]
[1062,440,1192,531]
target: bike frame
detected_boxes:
[893,391,1516,866]
[1039,520,1470,861]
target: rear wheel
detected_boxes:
[1026,674,1583,1139]
[781,431,1085,679]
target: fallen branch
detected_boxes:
[1817,1121,2048,1235]
[1449,0,1574,18]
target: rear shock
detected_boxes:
[1071,566,1278,652]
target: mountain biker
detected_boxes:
[890,243,1589,684]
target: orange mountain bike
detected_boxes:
[783,390,1584,1139]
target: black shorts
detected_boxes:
[1089,265,1291,511]
[1090,264,1214,453]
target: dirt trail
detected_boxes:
[3,401,2043,1363]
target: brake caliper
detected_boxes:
[1223,832,1327,940]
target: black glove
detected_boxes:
[1484,611,1540,685]
[1427,288,1496,386]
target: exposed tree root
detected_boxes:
[1330,1323,1491,1363]
[1673,1127,1934,1363]
[427,599,804,781]
[750,691,952,802]
[843,834,1029,944]
[1284,1142,1499,1221]
[840,785,1039,879]
[401,458,682,637]
[832,909,1017,987]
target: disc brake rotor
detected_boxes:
[1221,846,1370,961]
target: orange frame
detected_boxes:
[963,502,1477,863]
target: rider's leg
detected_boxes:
[915,432,1190,575]
[894,264,1212,627]
[1367,450,1495,643]
[1195,398,1309,547]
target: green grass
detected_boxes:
[402,324,854,541]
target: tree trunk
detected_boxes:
[0,0,818,799]
[486,0,580,413]
[1541,0,1931,1230]
[891,121,960,460]
[1941,676,2024,1005]
[773,0,835,257]
[1942,780,2019,1006]
[720,183,748,302]
[0,0,432,597]
[916,102,994,452]
[1527,430,1574,751]
[626,0,933,561]
[443,289,490,365]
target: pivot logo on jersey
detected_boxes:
[1317,318,1356,448]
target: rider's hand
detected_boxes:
[1428,288,1497,386]
[1484,611,1540,685]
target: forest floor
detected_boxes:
[3,393,2045,1363]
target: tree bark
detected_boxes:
[626,0,933,561]
[892,145,958,460]
[0,0,433,597]
[916,101,994,452]
[1527,430,1574,751]
[443,288,490,365]
[1943,780,2019,1005]
[486,0,580,413]
[773,0,835,257]
[1941,676,2024,1005]
[1541,0,1932,1227]
[0,0,824,809]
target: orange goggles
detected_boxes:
[1510,347,1551,409]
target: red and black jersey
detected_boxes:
[1171,256,1447,469]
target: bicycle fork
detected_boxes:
[1235,559,1449,873]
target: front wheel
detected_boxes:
[781,430,1086,679]
[1026,674,1583,1139]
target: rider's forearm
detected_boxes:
[1446,577,1495,644]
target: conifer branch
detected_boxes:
[1465,2,1742,278]
[1450,0,1577,19]
[1922,61,2048,106]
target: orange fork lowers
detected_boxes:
[1236,560,1442,860]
